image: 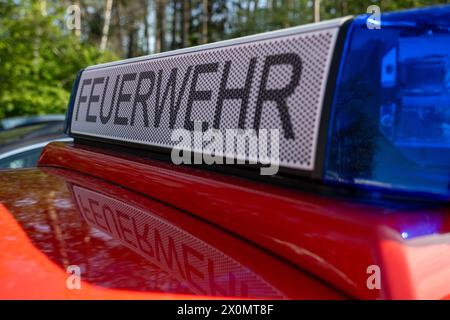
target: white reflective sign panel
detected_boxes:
[70,18,347,172]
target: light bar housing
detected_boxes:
[65,6,450,200]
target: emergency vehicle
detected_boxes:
[0,5,449,300]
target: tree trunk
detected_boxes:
[314,0,321,22]
[245,0,251,33]
[127,27,136,58]
[100,0,113,51]
[171,0,178,50]
[201,0,208,44]
[340,0,348,16]
[181,0,190,48]
[156,0,166,53]
[113,0,123,57]
[74,0,81,38]
[284,0,293,27]
[251,0,259,28]
[144,0,150,54]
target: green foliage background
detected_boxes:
[0,0,116,119]
[0,0,448,120]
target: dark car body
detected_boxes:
[0,121,72,169]
[0,115,66,131]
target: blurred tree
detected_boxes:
[181,0,190,47]
[0,0,116,119]
[100,0,113,51]
[155,0,166,53]
[201,0,208,44]
[171,0,179,49]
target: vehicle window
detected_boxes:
[0,122,64,146]
[0,147,44,169]
[25,122,64,139]
[0,124,47,145]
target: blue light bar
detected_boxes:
[325,6,450,199]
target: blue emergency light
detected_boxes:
[325,6,450,199]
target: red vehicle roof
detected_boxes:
[0,141,449,299]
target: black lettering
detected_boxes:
[254,53,302,139]
[114,73,137,125]
[214,58,256,129]
[86,77,105,123]
[75,79,92,121]
[131,71,156,126]
[99,76,114,124]
[154,67,192,129]
[184,63,218,131]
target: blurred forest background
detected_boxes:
[0,0,447,119]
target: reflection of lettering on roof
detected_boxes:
[72,185,284,298]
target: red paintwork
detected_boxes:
[37,142,450,300]
[0,165,342,299]
[0,140,449,299]
[0,202,205,300]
